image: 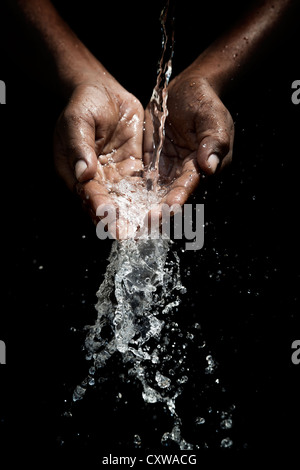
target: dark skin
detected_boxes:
[54,82,145,238]
[144,0,295,206]
[144,78,234,207]
[6,0,297,238]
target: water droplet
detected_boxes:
[133,434,142,446]
[220,418,233,430]
[195,417,205,425]
[220,437,233,448]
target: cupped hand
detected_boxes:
[144,70,234,207]
[53,79,145,239]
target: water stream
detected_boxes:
[146,0,175,190]
[70,0,234,450]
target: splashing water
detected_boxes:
[72,228,234,449]
[70,0,234,450]
[75,234,194,449]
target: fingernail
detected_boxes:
[207,154,220,173]
[75,159,87,180]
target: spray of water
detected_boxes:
[74,234,194,449]
[70,0,234,450]
[72,0,193,436]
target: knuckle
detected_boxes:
[216,132,231,156]
[227,111,234,131]
[59,109,81,128]
[221,151,233,169]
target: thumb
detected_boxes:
[73,144,98,183]
[196,133,231,176]
[54,112,98,191]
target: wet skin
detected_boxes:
[8,0,297,238]
[54,80,145,239]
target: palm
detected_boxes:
[144,103,200,208]
[67,86,145,238]
[143,75,233,207]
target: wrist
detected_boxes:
[59,55,120,101]
[182,55,233,98]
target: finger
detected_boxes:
[78,179,137,240]
[143,106,154,168]
[138,159,200,239]
[78,179,118,235]
[160,158,200,207]
[195,104,234,175]
[196,130,232,176]
[108,98,144,164]
[218,127,234,172]
[79,178,112,216]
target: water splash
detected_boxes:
[69,0,235,450]
[104,177,166,239]
[74,231,194,449]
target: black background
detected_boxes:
[0,0,299,464]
